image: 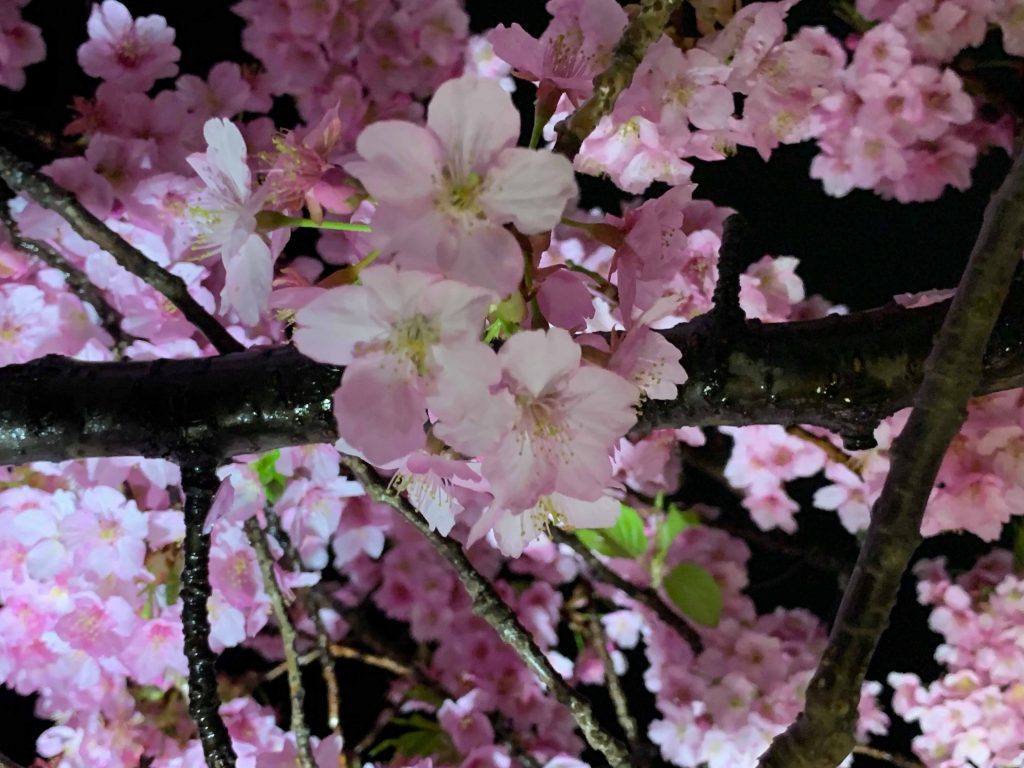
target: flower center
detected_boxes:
[439,170,484,219]
[390,314,440,375]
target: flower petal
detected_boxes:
[427,76,519,178]
[345,121,442,204]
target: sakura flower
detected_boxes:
[294,265,495,465]
[488,0,628,104]
[345,75,577,295]
[77,1,180,92]
[479,327,638,511]
[187,118,275,326]
[0,4,44,91]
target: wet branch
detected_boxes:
[3,270,1024,466]
[180,456,237,768]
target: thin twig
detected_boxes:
[554,0,684,158]
[265,645,411,681]
[338,606,542,768]
[263,507,342,736]
[552,529,702,652]
[0,144,243,355]
[0,199,134,354]
[758,147,1024,767]
[244,518,316,768]
[0,752,27,768]
[341,456,633,768]
[180,456,237,768]
[851,745,925,768]
[584,599,639,748]
[786,425,862,475]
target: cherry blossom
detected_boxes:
[77,1,180,92]
[187,117,276,326]
[345,75,577,295]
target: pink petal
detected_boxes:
[480,147,576,234]
[345,121,442,204]
[427,76,519,178]
[335,361,427,466]
[293,285,384,365]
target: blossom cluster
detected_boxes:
[890,551,1024,767]
[501,0,1013,200]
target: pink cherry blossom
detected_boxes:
[479,327,638,511]
[488,0,628,104]
[77,1,180,92]
[0,1,44,91]
[294,264,495,465]
[345,75,577,295]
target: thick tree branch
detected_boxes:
[3,273,1023,465]
[180,456,237,768]
[341,457,633,768]
[757,148,1024,767]
[0,144,244,355]
[554,0,683,158]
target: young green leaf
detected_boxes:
[251,449,287,503]
[663,562,722,627]
[576,503,649,559]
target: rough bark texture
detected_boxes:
[180,457,237,768]
[2,277,1023,465]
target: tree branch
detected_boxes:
[340,457,633,768]
[579,587,641,751]
[0,199,135,354]
[263,506,342,736]
[554,0,683,158]
[0,144,244,355]
[757,148,1024,767]
[244,518,316,768]
[180,456,237,768]
[3,274,1023,466]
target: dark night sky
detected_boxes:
[0,2,1017,766]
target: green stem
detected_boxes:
[257,210,371,233]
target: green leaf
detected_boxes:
[368,714,455,761]
[405,684,445,707]
[576,504,649,559]
[251,449,287,503]
[656,506,691,554]
[663,562,722,627]
[651,506,697,586]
